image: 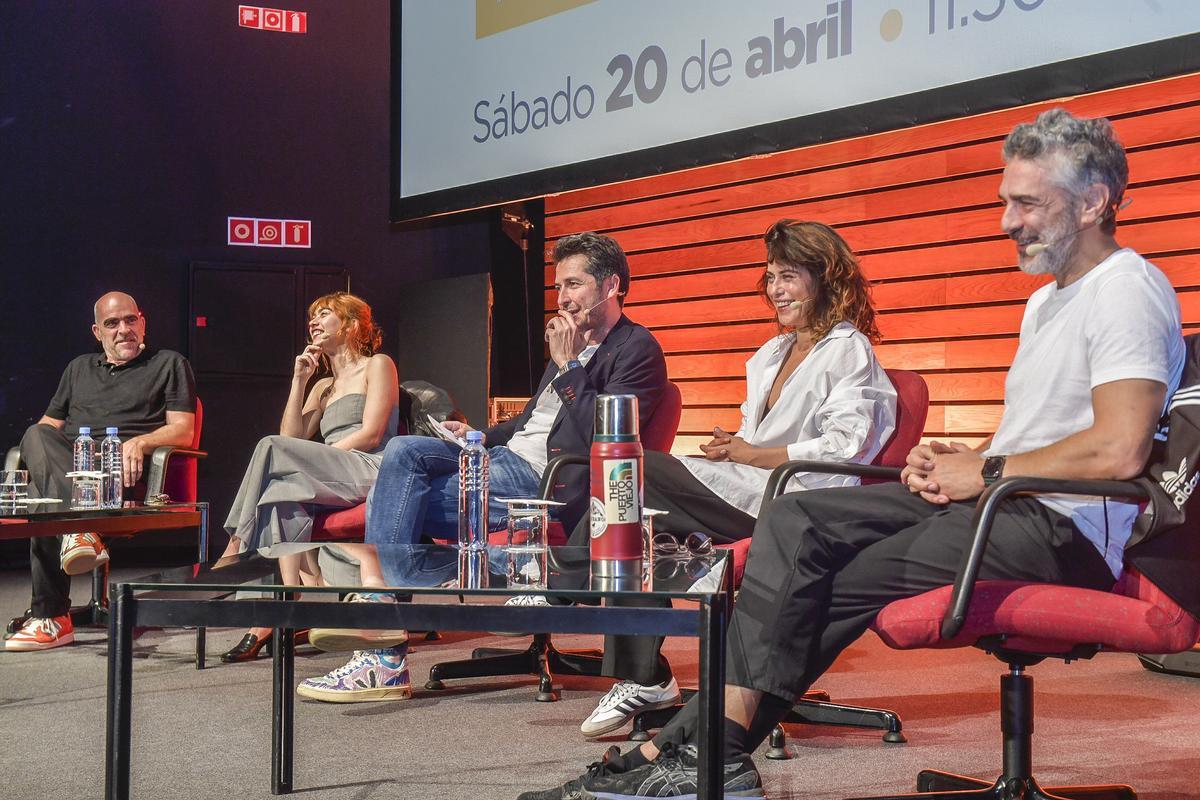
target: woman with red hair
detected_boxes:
[219,291,400,663]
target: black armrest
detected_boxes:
[940,476,1151,640]
[761,460,902,516]
[538,454,588,501]
[145,446,208,497]
[4,446,20,472]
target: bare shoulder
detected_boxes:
[366,354,399,388]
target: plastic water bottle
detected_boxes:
[101,427,123,508]
[71,427,98,509]
[458,431,489,551]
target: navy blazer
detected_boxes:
[485,314,668,533]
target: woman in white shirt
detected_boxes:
[577,219,898,739]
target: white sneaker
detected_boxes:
[308,592,409,652]
[492,594,551,636]
[580,677,681,738]
[60,533,109,576]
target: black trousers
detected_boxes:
[567,450,756,685]
[21,424,75,617]
[652,481,1116,753]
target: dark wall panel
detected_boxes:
[0,2,493,536]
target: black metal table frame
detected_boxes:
[0,502,210,632]
[104,564,733,799]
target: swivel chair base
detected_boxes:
[848,664,1133,800]
[629,687,905,755]
[425,632,603,701]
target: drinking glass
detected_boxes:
[0,470,28,504]
[641,507,669,575]
[502,499,553,590]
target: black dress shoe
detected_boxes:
[220,632,272,663]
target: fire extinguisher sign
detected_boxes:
[239,6,307,35]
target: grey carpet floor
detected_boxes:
[1,566,1197,799]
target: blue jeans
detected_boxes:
[365,436,541,587]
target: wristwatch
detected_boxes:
[561,358,582,374]
[981,455,1007,486]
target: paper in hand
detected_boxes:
[428,415,466,447]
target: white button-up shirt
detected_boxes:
[680,322,897,517]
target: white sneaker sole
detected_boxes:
[580,693,681,738]
[61,547,109,576]
[5,631,76,651]
[308,628,409,653]
[295,682,412,703]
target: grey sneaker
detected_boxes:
[516,746,624,800]
[582,743,763,799]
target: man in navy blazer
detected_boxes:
[364,231,668,584]
[293,232,669,704]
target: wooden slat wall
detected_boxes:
[542,73,1200,455]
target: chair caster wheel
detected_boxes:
[883,731,907,744]
[422,630,441,641]
[536,689,560,702]
[425,679,445,690]
[765,726,789,759]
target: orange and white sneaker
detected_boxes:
[5,615,75,651]
[60,533,109,576]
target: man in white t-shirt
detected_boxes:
[519,109,1184,800]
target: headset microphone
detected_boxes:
[138,343,146,351]
[1023,197,1132,257]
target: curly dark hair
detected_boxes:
[757,219,880,343]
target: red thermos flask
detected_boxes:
[589,394,643,578]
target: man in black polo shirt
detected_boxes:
[6,292,197,651]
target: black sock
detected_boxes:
[743,693,794,755]
[722,720,753,761]
[613,746,651,771]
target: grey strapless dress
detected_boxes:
[223,394,400,551]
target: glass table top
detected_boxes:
[125,543,731,601]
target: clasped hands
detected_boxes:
[698,426,753,463]
[900,440,986,504]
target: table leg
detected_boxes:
[696,573,731,800]
[195,504,209,670]
[105,584,135,800]
[271,597,295,794]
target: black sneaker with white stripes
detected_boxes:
[580,743,763,800]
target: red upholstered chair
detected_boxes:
[631,368,930,747]
[311,381,683,546]
[849,475,1200,800]
[4,398,206,634]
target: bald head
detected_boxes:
[92,292,146,365]
[94,292,140,324]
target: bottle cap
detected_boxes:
[594,394,639,441]
[106,427,119,435]
[78,426,91,435]
[466,430,484,443]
